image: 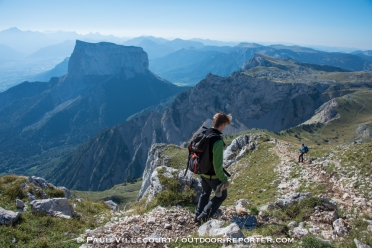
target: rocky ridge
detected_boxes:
[62,68,330,190]
[74,134,372,247]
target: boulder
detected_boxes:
[230,135,249,151]
[198,219,225,236]
[354,239,371,248]
[332,218,350,236]
[0,207,21,225]
[212,223,245,239]
[27,192,36,201]
[30,198,76,219]
[104,200,119,212]
[275,192,312,208]
[28,176,48,189]
[288,221,298,228]
[310,209,338,225]
[16,199,25,209]
[198,219,244,239]
[320,196,338,212]
[56,186,72,199]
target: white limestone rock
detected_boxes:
[0,207,21,225]
[16,199,25,209]
[354,239,371,248]
[332,218,350,236]
[104,200,119,212]
[198,220,244,239]
[30,198,76,219]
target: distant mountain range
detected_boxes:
[0,41,187,182]
[15,42,372,90]
[149,44,372,85]
[1,27,372,92]
[44,54,372,190]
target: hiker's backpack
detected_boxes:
[185,127,220,175]
[304,146,309,153]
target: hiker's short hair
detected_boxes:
[212,112,232,128]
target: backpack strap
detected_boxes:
[223,168,231,177]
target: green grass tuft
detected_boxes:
[301,235,335,248]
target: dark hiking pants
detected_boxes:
[299,152,305,162]
[195,176,227,221]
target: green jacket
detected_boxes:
[201,139,228,183]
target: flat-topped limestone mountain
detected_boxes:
[68,40,148,77]
[0,41,187,177]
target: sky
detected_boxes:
[0,0,372,50]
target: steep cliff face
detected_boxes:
[68,40,148,77]
[0,41,185,178]
[161,73,326,146]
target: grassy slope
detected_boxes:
[0,175,112,248]
[71,179,142,209]
[275,89,372,146]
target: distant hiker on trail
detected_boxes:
[299,143,309,163]
[195,112,232,224]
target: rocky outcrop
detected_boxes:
[333,218,351,236]
[104,200,119,212]
[68,40,148,77]
[26,176,71,200]
[137,143,168,201]
[30,198,76,219]
[261,192,312,211]
[0,207,21,225]
[355,239,371,248]
[356,122,372,140]
[223,134,260,168]
[16,199,25,209]
[303,98,340,125]
[138,165,200,204]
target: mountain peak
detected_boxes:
[67,40,149,77]
[242,53,278,70]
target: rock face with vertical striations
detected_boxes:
[68,40,148,77]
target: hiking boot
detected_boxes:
[194,215,199,224]
[196,214,209,225]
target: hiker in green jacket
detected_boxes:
[195,112,232,224]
